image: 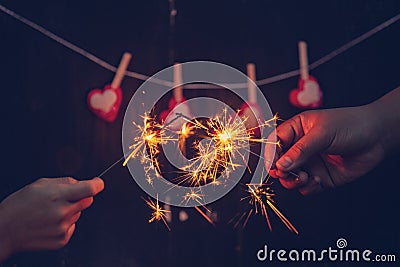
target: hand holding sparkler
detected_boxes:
[0,177,104,262]
[266,86,400,195]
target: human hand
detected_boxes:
[265,105,385,195]
[0,177,104,261]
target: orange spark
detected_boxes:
[143,195,171,231]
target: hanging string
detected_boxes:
[308,13,400,71]
[0,4,172,87]
[254,13,400,87]
[1,4,399,89]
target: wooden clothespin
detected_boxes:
[246,63,257,104]
[160,62,192,131]
[239,63,262,136]
[289,41,323,109]
[173,62,183,103]
[298,41,309,81]
[111,52,132,89]
[87,52,132,122]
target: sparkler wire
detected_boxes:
[97,155,126,178]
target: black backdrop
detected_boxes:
[1,1,399,266]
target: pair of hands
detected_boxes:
[0,88,398,262]
[0,177,104,261]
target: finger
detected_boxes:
[264,143,277,170]
[67,223,76,238]
[66,212,81,226]
[303,156,335,188]
[62,223,76,246]
[27,224,77,251]
[298,176,323,195]
[275,168,301,180]
[275,169,290,179]
[276,129,329,172]
[275,115,305,149]
[68,197,94,214]
[279,171,309,190]
[264,130,279,170]
[269,169,278,178]
[61,177,104,202]
[56,177,79,185]
[49,224,76,250]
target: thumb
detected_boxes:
[62,177,104,202]
[276,128,328,171]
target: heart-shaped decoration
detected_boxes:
[87,85,122,122]
[159,97,192,131]
[289,75,322,109]
[239,102,263,137]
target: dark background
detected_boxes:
[1,0,399,266]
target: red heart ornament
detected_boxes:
[159,97,192,131]
[87,85,122,122]
[158,110,170,124]
[159,97,187,123]
[289,75,323,109]
[239,102,263,137]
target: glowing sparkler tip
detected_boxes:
[180,123,189,135]
[218,131,231,142]
[143,195,171,231]
[145,133,155,141]
[238,183,298,234]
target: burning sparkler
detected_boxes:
[181,188,216,225]
[231,177,298,234]
[123,113,177,185]
[123,114,163,167]
[143,194,171,231]
[123,108,296,232]
[175,108,279,187]
[123,108,279,186]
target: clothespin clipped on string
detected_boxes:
[87,52,132,122]
[160,63,192,131]
[289,41,323,109]
[239,63,263,137]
